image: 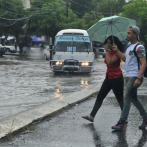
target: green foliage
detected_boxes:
[26,0,67,38]
[121,0,147,48]
[83,11,104,29]
[0,0,27,39]
[65,9,87,29]
[0,0,128,43]
[65,18,87,30]
[25,0,88,40]
[69,0,93,18]
[97,0,126,17]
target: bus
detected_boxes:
[50,29,95,73]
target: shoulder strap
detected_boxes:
[127,44,131,49]
[133,43,141,70]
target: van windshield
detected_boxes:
[54,36,92,52]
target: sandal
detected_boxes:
[82,115,94,122]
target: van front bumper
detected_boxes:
[52,65,93,73]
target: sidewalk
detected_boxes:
[0,84,101,139]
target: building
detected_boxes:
[21,0,30,9]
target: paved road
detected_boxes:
[1,89,147,147]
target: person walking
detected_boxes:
[82,36,125,122]
[112,26,147,131]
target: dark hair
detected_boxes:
[103,35,124,52]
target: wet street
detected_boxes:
[0,54,106,120]
[0,54,147,146]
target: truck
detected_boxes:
[50,29,95,73]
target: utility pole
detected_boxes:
[66,0,69,18]
[95,0,97,19]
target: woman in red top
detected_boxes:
[82,36,124,122]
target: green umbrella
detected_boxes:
[87,15,136,43]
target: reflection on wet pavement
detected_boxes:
[112,129,129,147]
[83,123,102,147]
[135,129,147,147]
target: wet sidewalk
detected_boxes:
[1,85,147,147]
[0,84,101,139]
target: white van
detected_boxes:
[50,29,95,73]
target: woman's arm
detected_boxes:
[112,44,126,62]
[103,44,118,64]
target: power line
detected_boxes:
[70,0,90,10]
[0,12,8,17]
[0,7,65,26]
[2,1,18,6]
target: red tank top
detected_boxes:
[104,51,123,79]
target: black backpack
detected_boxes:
[133,43,147,78]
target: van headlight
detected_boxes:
[81,62,89,66]
[56,61,63,65]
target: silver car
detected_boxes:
[43,46,50,60]
[94,46,106,58]
[96,47,106,58]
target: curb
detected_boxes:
[5,53,27,56]
[0,86,100,139]
[5,53,41,57]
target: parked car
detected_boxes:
[93,41,106,58]
[96,47,106,58]
[0,44,6,56]
[31,44,45,53]
[43,46,50,60]
[4,45,16,53]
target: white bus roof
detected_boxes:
[56,29,89,36]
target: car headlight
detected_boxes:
[56,61,63,65]
[81,62,89,66]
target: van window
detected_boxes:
[54,36,91,52]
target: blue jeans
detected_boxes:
[120,77,147,122]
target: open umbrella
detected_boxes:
[87,15,136,43]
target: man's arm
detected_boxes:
[134,46,146,87]
[138,57,147,79]
[137,46,146,79]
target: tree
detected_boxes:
[25,0,67,42]
[121,0,147,48]
[25,0,87,42]
[69,0,93,18]
[83,11,104,29]
[97,0,126,17]
[0,0,27,46]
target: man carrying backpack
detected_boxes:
[111,25,147,131]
